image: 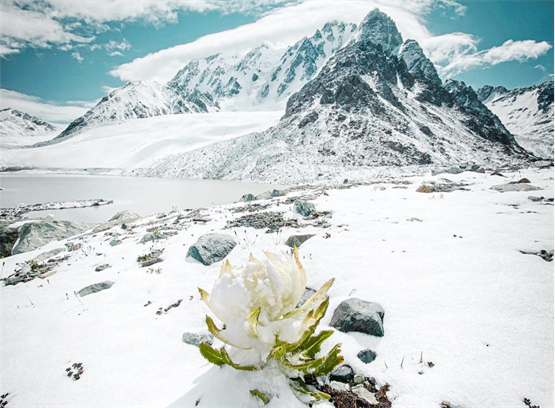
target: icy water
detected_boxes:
[0,174,284,224]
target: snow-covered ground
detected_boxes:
[1,168,552,407]
[0,111,282,173]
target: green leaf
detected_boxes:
[290,379,331,400]
[313,343,344,377]
[299,330,334,359]
[198,343,226,366]
[250,389,271,405]
[285,278,334,320]
[220,348,260,371]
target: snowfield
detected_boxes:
[0,111,282,173]
[1,168,553,407]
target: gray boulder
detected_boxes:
[12,220,92,255]
[285,234,315,248]
[255,191,272,200]
[296,287,316,308]
[182,332,214,347]
[93,211,140,233]
[271,189,285,198]
[0,223,19,257]
[239,193,256,202]
[140,232,167,244]
[95,264,111,272]
[77,281,115,297]
[29,248,64,263]
[186,233,236,266]
[329,365,354,383]
[490,183,542,193]
[330,298,385,337]
[357,349,377,364]
[294,200,316,217]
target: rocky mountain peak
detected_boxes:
[349,8,403,54]
[398,39,441,85]
[476,85,509,103]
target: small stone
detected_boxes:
[528,196,544,202]
[186,233,237,266]
[517,178,531,183]
[77,281,115,297]
[329,365,354,383]
[271,189,285,197]
[357,349,377,364]
[353,375,364,384]
[109,239,121,246]
[330,381,350,392]
[351,385,378,405]
[95,264,111,272]
[470,164,485,173]
[182,332,214,347]
[406,217,422,222]
[491,183,541,193]
[294,200,316,217]
[156,213,166,219]
[416,185,434,193]
[240,193,256,202]
[296,288,316,308]
[140,232,167,244]
[141,258,162,268]
[285,234,315,248]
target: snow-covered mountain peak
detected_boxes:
[399,39,442,85]
[348,8,403,54]
[0,108,61,145]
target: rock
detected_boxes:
[95,264,111,272]
[186,233,237,266]
[182,332,214,347]
[539,250,554,262]
[285,234,315,248]
[351,385,378,405]
[353,375,364,384]
[12,220,92,255]
[330,381,350,392]
[406,217,422,222]
[109,239,121,246]
[226,212,300,231]
[330,298,385,337]
[357,349,377,364]
[490,183,542,193]
[29,248,64,264]
[239,193,256,202]
[93,211,140,233]
[296,287,316,308]
[156,213,166,219]
[416,185,434,193]
[329,365,354,383]
[528,196,544,202]
[517,178,531,183]
[271,189,285,197]
[0,223,19,257]
[470,164,485,173]
[77,281,115,297]
[140,232,167,244]
[141,258,162,268]
[432,167,463,176]
[294,200,316,217]
[255,191,272,200]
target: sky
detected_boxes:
[0,0,553,124]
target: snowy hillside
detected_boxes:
[134,9,529,184]
[42,81,218,145]
[0,111,282,173]
[0,108,62,147]
[1,168,553,407]
[477,81,554,159]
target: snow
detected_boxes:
[0,111,282,173]
[1,168,552,407]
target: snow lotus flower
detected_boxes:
[198,248,339,370]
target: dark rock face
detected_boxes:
[77,281,115,297]
[13,220,92,255]
[399,39,441,86]
[329,365,355,383]
[285,234,315,248]
[294,200,316,217]
[95,264,111,272]
[186,233,236,266]
[357,349,377,364]
[330,298,385,337]
[296,287,317,308]
[0,223,19,257]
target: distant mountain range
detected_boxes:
[0,108,60,138]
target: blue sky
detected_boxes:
[0,0,552,123]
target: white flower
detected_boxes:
[199,248,333,363]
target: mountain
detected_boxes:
[477,81,554,159]
[42,81,218,145]
[132,9,529,184]
[0,108,62,147]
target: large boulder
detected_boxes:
[186,233,236,266]
[77,281,115,297]
[12,219,92,255]
[93,211,141,233]
[330,298,385,337]
[294,200,316,217]
[285,234,315,248]
[0,222,19,257]
[490,183,542,193]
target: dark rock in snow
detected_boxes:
[357,349,377,364]
[271,189,285,197]
[490,184,541,193]
[296,287,317,308]
[95,264,111,272]
[240,194,256,202]
[517,178,531,184]
[285,234,315,248]
[141,258,162,268]
[329,365,355,383]
[330,298,385,337]
[77,281,115,297]
[186,233,236,266]
[294,200,316,217]
[182,332,214,347]
[528,196,544,202]
[0,223,19,257]
[140,232,167,244]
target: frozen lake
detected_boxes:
[0,174,284,224]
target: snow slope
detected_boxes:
[1,168,552,407]
[477,81,554,159]
[0,111,282,173]
[0,108,62,147]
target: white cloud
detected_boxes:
[438,39,552,78]
[0,89,92,124]
[106,38,131,52]
[108,51,124,57]
[71,51,84,63]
